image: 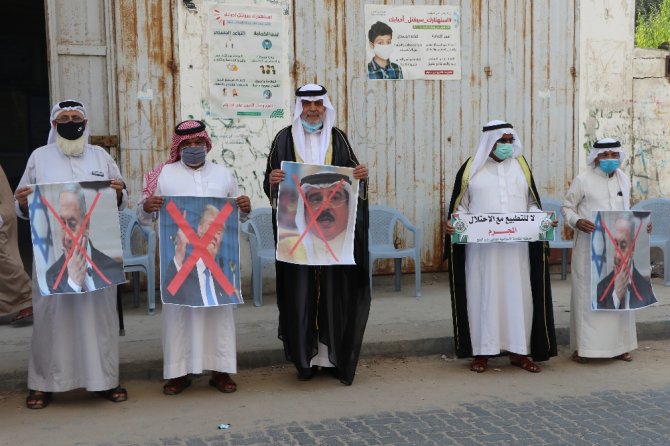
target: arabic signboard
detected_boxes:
[451,212,556,244]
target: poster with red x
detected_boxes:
[276,161,359,265]
[591,210,657,310]
[159,196,243,307]
[27,181,126,296]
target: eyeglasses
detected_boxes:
[55,116,85,124]
[305,190,348,208]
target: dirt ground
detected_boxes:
[1,342,668,445]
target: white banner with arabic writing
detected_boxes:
[451,212,556,244]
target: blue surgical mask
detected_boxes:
[599,159,620,174]
[301,119,323,134]
[181,146,207,167]
[493,143,514,160]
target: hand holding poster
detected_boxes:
[591,210,657,310]
[27,181,126,295]
[450,212,556,244]
[159,196,243,307]
[276,161,359,265]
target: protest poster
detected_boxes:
[27,181,125,295]
[450,212,556,244]
[591,210,656,310]
[207,3,287,118]
[159,196,243,307]
[364,4,461,80]
[276,161,359,265]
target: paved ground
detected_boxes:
[1,271,669,391]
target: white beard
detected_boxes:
[56,134,86,157]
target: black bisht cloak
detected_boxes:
[443,156,557,361]
[263,125,371,385]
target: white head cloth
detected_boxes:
[47,99,89,145]
[588,138,630,209]
[294,172,357,265]
[469,120,522,178]
[291,84,336,165]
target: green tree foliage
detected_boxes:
[635,0,670,48]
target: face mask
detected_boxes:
[599,159,620,174]
[181,146,207,167]
[493,143,514,160]
[301,119,323,134]
[56,121,86,141]
[373,43,394,60]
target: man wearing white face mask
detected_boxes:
[445,120,557,374]
[562,138,651,364]
[139,119,251,396]
[367,21,403,80]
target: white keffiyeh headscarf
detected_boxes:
[47,99,89,145]
[291,84,336,165]
[588,138,630,209]
[469,120,523,177]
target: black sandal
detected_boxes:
[95,385,128,402]
[26,390,52,409]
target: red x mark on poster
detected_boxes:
[165,200,235,297]
[41,190,112,290]
[288,174,344,262]
[598,217,644,303]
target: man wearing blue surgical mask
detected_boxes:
[445,120,557,375]
[562,138,652,365]
[139,119,251,397]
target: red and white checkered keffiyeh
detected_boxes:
[140,120,213,202]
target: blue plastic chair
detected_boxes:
[632,198,670,286]
[118,208,156,314]
[241,207,276,306]
[368,205,421,297]
[543,198,573,280]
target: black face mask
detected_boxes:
[56,122,86,140]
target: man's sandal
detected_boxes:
[11,306,33,327]
[470,356,488,373]
[571,351,589,364]
[95,386,128,402]
[163,376,192,395]
[26,390,52,409]
[209,372,237,393]
[613,352,632,362]
[509,355,541,373]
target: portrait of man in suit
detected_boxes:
[46,182,125,294]
[165,204,236,307]
[596,213,656,310]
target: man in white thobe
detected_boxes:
[14,100,128,409]
[139,119,251,395]
[445,120,557,373]
[562,138,649,363]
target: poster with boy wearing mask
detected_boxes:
[365,4,462,81]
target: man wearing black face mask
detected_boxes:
[14,100,128,409]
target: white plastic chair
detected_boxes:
[368,205,421,297]
[241,207,276,306]
[543,198,573,280]
[118,208,157,314]
[632,198,670,286]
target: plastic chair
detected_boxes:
[632,198,670,286]
[118,208,157,314]
[368,205,421,297]
[241,207,276,306]
[543,198,573,280]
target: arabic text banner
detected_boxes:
[451,212,556,244]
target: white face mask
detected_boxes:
[373,43,394,60]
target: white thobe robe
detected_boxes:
[562,167,636,357]
[458,157,538,356]
[16,143,128,392]
[138,161,240,379]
